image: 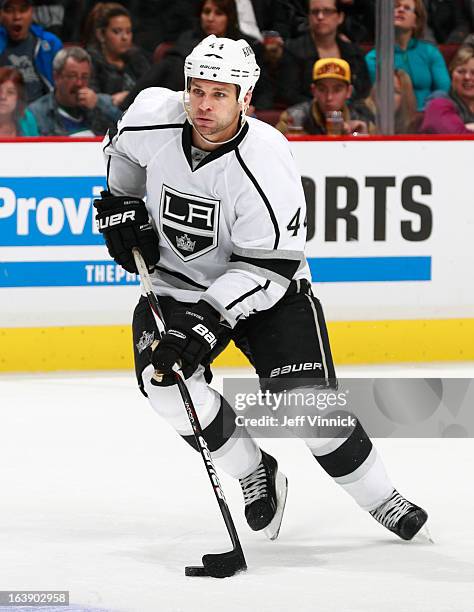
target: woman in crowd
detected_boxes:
[122,0,257,109]
[84,3,149,109]
[80,0,195,54]
[365,0,450,110]
[367,68,419,133]
[0,66,38,137]
[285,0,372,102]
[421,44,474,133]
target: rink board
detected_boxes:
[0,136,473,370]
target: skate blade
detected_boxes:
[264,471,288,541]
[415,523,434,544]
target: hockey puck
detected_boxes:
[185,565,208,577]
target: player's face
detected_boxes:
[101,15,133,57]
[54,59,91,106]
[312,78,352,113]
[0,79,19,117]
[309,0,343,38]
[451,58,474,102]
[0,1,33,42]
[200,1,228,37]
[189,78,245,143]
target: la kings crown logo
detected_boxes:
[160,184,220,261]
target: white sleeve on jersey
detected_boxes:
[103,88,183,199]
[201,128,308,327]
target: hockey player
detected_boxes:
[94,35,427,542]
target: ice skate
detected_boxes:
[239,450,288,540]
[370,489,428,541]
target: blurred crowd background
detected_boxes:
[0,0,473,137]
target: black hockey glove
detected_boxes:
[93,191,159,274]
[152,301,221,375]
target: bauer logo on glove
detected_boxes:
[96,209,136,230]
[93,190,160,274]
[151,302,222,376]
[192,323,217,349]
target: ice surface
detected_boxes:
[0,366,473,612]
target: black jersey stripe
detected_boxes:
[229,253,300,280]
[118,123,184,138]
[103,126,116,191]
[235,148,280,249]
[154,265,208,290]
[105,155,111,192]
[102,123,118,152]
[226,280,271,311]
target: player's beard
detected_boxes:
[192,107,241,142]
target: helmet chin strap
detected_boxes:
[182,90,249,147]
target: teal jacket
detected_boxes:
[18,109,39,136]
[365,38,451,110]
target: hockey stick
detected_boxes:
[132,248,247,579]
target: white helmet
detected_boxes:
[184,35,260,103]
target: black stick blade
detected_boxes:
[185,549,247,578]
[203,550,247,578]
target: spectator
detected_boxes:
[0,0,62,103]
[251,29,306,109]
[421,44,474,132]
[28,45,119,135]
[367,68,419,133]
[86,3,149,109]
[0,64,38,134]
[80,0,195,55]
[275,57,375,134]
[285,0,372,102]
[122,0,258,109]
[81,1,129,49]
[365,0,451,111]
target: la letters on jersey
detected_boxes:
[159,184,220,261]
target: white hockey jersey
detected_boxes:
[104,87,311,327]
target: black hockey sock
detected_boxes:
[180,396,237,453]
[313,419,373,478]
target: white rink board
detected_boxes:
[0,138,473,327]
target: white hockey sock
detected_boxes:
[332,447,394,511]
[211,428,262,479]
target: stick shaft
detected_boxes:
[132,248,245,555]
